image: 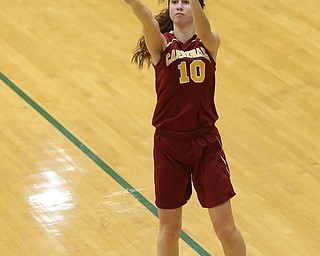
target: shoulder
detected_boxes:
[163,31,174,42]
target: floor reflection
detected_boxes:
[28,171,75,235]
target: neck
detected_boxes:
[173,23,195,43]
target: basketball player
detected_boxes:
[123,0,246,255]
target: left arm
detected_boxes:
[189,0,220,60]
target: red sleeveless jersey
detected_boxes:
[152,31,219,132]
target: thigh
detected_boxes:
[208,200,236,233]
[158,207,183,231]
[192,130,236,208]
[154,134,192,209]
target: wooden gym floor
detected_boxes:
[0,0,319,255]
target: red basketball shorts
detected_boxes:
[153,126,236,209]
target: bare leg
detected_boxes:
[208,201,246,256]
[157,207,182,256]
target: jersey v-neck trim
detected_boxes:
[168,30,197,45]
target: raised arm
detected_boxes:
[189,0,220,60]
[124,0,167,64]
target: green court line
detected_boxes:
[0,72,211,256]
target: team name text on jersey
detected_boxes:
[165,47,211,66]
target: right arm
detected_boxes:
[124,0,167,64]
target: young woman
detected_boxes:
[123,0,246,255]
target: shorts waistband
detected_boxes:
[155,126,216,139]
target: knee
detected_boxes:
[215,225,238,243]
[158,225,181,242]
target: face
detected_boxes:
[169,0,193,27]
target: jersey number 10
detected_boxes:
[178,60,205,84]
